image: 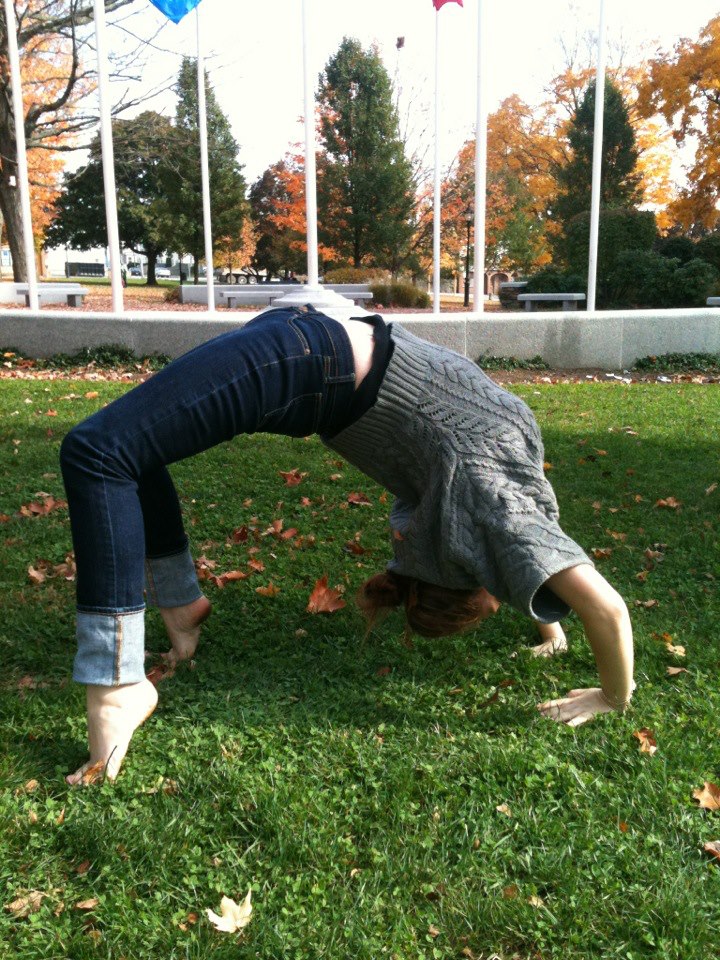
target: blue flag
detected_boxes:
[149,0,202,23]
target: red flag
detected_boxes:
[433,0,463,9]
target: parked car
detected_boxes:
[155,266,171,278]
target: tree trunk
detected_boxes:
[0,177,28,282]
[145,248,159,285]
[193,256,199,284]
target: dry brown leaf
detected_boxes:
[703,841,720,860]
[665,643,685,657]
[307,575,346,614]
[633,728,657,755]
[280,527,298,540]
[279,468,307,486]
[654,496,682,510]
[428,924,441,938]
[5,891,47,918]
[592,547,613,560]
[693,782,720,811]
[528,895,544,908]
[543,461,553,471]
[591,500,602,510]
[347,491,371,506]
[247,558,265,573]
[255,582,280,597]
[706,483,717,496]
[84,391,99,399]
[263,519,283,537]
[214,570,249,587]
[19,496,67,518]
[79,761,105,785]
[634,599,659,609]
[206,891,252,933]
[231,525,249,543]
[27,565,46,585]
[666,666,689,676]
[343,540,367,555]
[607,530,627,542]
[74,898,99,911]
[495,803,513,817]
[502,884,519,899]
[75,860,91,875]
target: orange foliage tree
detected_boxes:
[636,15,720,234]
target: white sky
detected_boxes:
[108,0,720,184]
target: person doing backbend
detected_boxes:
[60,307,634,785]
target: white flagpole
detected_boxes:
[196,8,215,311]
[432,11,441,314]
[473,0,487,314]
[302,0,320,289]
[587,0,607,312]
[3,0,39,308]
[93,0,123,312]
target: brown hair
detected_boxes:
[357,570,500,638]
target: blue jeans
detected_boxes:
[60,307,356,685]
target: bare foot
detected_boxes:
[159,595,211,665]
[66,679,158,785]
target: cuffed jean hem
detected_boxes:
[73,609,146,686]
[144,545,203,608]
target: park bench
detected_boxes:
[220,287,374,309]
[707,297,720,307]
[517,292,586,312]
[15,283,89,307]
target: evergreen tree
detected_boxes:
[165,57,247,283]
[45,112,174,285]
[316,38,415,271]
[553,79,642,230]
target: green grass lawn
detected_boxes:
[0,378,718,959]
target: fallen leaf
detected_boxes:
[45,409,58,417]
[496,803,512,817]
[280,527,298,540]
[704,841,720,861]
[28,810,38,824]
[665,643,685,657]
[706,483,717,496]
[22,779,40,794]
[343,540,367,555]
[84,391,99,399]
[255,583,280,597]
[263,519,283,537]
[635,571,648,582]
[347,491,371,506]
[428,924,441,938]
[74,898,99,911]
[79,761,106,785]
[618,821,629,833]
[206,890,252,934]
[591,500,602,510]
[75,860,91,875]
[213,569,249,588]
[146,660,176,686]
[543,461,553,471]
[693,782,720,811]
[654,497,682,510]
[666,666,689,676]
[279,468,307,486]
[300,496,312,507]
[5,891,47,918]
[634,599,659,609]
[247,558,265,573]
[592,547,613,560]
[633,728,657,755]
[376,666,391,677]
[19,496,67,518]
[528,895,544,908]
[607,530,627,542]
[231,525,249,543]
[502,884,519,899]
[307,575,346,614]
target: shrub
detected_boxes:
[524,267,586,297]
[633,352,720,373]
[562,208,658,279]
[370,282,430,308]
[696,232,720,273]
[163,285,182,303]
[476,354,549,370]
[606,252,717,308]
[323,266,390,284]
[655,235,697,264]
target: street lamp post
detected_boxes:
[463,215,473,308]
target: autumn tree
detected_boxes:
[637,15,720,234]
[0,0,148,280]
[316,38,416,272]
[45,112,175,284]
[163,57,248,283]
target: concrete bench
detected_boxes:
[221,289,374,309]
[15,283,89,307]
[518,292,586,311]
[707,297,720,307]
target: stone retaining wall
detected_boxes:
[0,308,718,370]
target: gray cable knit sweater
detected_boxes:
[324,322,592,622]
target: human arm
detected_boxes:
[536,563,634,726]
